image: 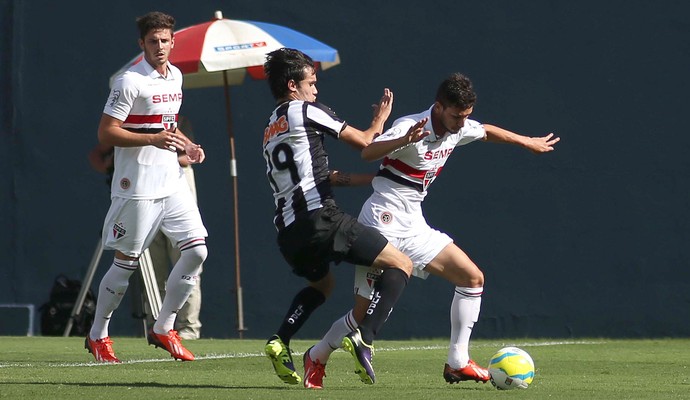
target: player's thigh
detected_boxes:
[160,190,208,245]
[370,242,412,274]
[425,242,484,287]
[399,229,453,279]
[352,230,447,299]
[102,197,164,257]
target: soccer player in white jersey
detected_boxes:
[302,73,560,388]
[262,48,429,386]
[85,11,208,363]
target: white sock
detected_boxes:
[447,286,482,369]
[154,241,207,334]
[89,258,137,340]
[309,309,358,364]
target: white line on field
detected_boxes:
[0,340,605,369]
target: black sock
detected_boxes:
[275,286,326,346]
[358,268,409,344]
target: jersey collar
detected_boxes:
[141,59,175,81]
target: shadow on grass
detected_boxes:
[3,381,298,390]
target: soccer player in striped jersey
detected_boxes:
[262,48,424,385]
[86,11,208,363]
[303,73,559,388]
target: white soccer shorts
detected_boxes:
[101,188,207,258]
[353,226,452,300]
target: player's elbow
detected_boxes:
[97,129,116,146]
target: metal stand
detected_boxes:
[63,239,162,337]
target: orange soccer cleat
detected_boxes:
[443,360,490,383]
[147,329,195,361]
[85,336,121,363]
[303,346,327,389]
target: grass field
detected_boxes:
[1,337,688,399]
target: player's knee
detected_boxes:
[180,241,208,265]
[470,268,484,287]
[387,253,413,277]
[399,254,413,276]
[376,244,413,276]
[309,272,335,298]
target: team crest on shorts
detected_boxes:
[366,270,380,288]
[119,178,131,190]
[380,211,393,224]
[112,222,126,239]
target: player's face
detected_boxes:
[140,29,175,69]
[290,67,318,102]
[435,103,473,135]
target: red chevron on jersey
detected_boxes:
[382,157,426,179]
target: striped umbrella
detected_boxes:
[110,11,340,88]
[109,11,340,338]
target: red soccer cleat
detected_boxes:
[85,336,121,363]
[303,347,326,389]
[147,329,195,361]
[443,360,490,383]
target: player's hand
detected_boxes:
[372,88,394,121]
[155,128,185,152]
[404,118,430,144]
[184,143,205,164]
[526,133,560,153]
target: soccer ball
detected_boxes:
[487,346,535,390]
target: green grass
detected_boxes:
[1,337,689,399]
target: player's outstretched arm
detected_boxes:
[361,118,430,161]
[339,88,394,150]
[364,88,394,141]
[329,170,375,187]
[483,124,560,154]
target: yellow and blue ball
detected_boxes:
[487,346,535,390]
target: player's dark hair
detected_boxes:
[136,11,176,40]
[264,48,315,100]
[436,73,477,110]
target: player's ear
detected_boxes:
[432,101,443,114]
[138,38,144,51]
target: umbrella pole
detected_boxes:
[223,70,246,338]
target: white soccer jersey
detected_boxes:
[103,60,184,199]
[358,106,486,238]
[262,100,347,230]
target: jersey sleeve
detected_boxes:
[103,72,139,122]
[372,117,417,157]
[375,114,419,144]
[456,118,486,146]
[305,102,346,139]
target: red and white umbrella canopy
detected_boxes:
[110,11,340,89]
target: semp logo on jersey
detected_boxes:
[112,222,126,239]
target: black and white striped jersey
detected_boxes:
[262,100,347,230]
